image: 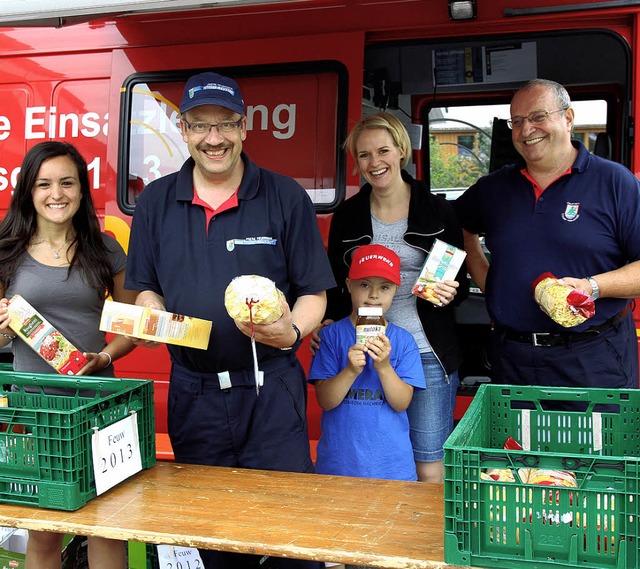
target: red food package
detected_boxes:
[504,436,523,450]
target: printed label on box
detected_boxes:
[7,295,88,375]
[100,300,212,350]
[412,239,466,304]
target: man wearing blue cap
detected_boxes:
[125,72,334,568]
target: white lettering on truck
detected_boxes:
[25,106,109,140]
[246,103,296,140]
[0,116,10,141]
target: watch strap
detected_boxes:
[281,323,302,350]
[587,277,600,300]
[291,323,301,344]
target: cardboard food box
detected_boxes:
[7,294,88,375]
[100,300,212,350]
[412,239,467,304]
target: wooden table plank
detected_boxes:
[0,462,461,568]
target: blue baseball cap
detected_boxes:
[180,72,245,115]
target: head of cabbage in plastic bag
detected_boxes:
[224,275,285,325]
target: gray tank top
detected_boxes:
[6,233,127,376]
[371,214,431,353]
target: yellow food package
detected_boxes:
[532,272,595,327]
[527,468,577,488]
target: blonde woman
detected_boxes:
[317,112,469,483]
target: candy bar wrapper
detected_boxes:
[532,272,595,327]
[7,294,88,375]
[412,239,466,304]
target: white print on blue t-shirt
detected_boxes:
[562,202,580,222]
[226,237,277,251]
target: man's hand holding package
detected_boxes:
[130,291,165,348]
[235,296,297,349]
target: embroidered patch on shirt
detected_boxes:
[226,237,277,251]
[562,202,580,222]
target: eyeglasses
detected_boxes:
[182,118,244,135]
[507,108,568,130]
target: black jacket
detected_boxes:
[326,170,469,375]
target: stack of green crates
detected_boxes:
[0,370,156,511]
[444,384,640,569]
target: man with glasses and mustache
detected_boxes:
[454,78,640,390]
[125,72,334,569]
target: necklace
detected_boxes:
[33,236,73,259]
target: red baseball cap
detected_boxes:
[348,244,401,285]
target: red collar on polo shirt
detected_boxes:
[521,166,572,201]
[192,188,239,233]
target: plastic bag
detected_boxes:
[532,272,595,327]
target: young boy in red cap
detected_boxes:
[308,244,425,481]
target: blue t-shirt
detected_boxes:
[308,317,425,481]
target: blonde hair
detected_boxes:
[344,112,412,173]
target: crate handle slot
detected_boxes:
[562,457,625,471]
[480,452,539,467]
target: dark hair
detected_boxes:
[0,141,115,297]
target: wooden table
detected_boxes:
[0,462,459,568]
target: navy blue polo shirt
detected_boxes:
[454,141,640,332]
[125,153,336,372]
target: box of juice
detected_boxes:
[7,294,88,375]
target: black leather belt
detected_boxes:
[497,305,631,347]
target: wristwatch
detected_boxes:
[587,277,600,300]
[281,323,302,350]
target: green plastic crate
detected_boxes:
[0,370,156,511]
[145,543,159,569]
[444,384,640,569]
[0,546,23,569]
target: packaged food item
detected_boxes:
[7,294,88,375]
[100,300,212,350]
[224,275,285,324]
[355,307,386,344]
[480,436,577,488]
[526,468,577,487]
[532,272,595,327]
[412,239,466,304]
[480,468,515,482]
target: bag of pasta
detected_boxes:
[532,272,595,327]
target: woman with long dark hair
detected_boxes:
[0,141,137,568]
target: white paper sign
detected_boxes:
[157,544,204,569]
[91,412,142,495]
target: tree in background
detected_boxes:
[429,123,492,191]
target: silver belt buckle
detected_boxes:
[532,333,550,347]
[218,371,232,390]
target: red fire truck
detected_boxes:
[1,0,639,453]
